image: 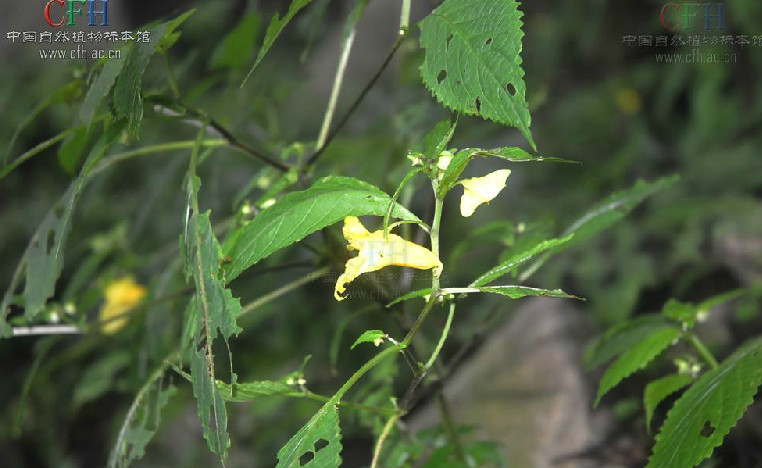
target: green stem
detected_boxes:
[316,25,357,150]
[239,267,330,317]
[399,0,411,30]
[371,412,400,468]
[425,302,455,370]
[436,393,467,464]
[689,333,719,369]
[92,139,228,176]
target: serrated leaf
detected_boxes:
[108,373,176,468]
[476,285,580,300]
[423,119,456,159]
[0,125,121,330]
[190,347,231,460]
[351,330,386,350]
[647,339,762,468]
[595,325,682,406]
[521,176,679,282]
[584,315,672,369]
[217,379,300,402]
[276,403,342,468]
[223,176,420,281]
[80,58,125,127]
[242,0,313,86]
[419,0,534,147]
[644,374,693,433]
[469,235,573,287]
[211,11,261,70]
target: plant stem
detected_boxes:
[239,267,330,317]
[316,27,357,150]
[436,393,467,464]
[689,333,719,369]
[425,302,455,370]
[371,413,400,468]
[399,0,411,30]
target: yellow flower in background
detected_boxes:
[99,276,146,334]
[335,217,442,301]
[615,88,641,115]
[459,169,511,217]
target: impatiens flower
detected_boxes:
[459,169,511,217]
[335,217,442,301]
[99,276,147,334]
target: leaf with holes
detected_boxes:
[644,373,693,433]
[419,0,534,148]
[276,403,342,468]
[223,176,420,281]
[647,339,762,468]
[595,325,682,406]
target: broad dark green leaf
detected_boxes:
[595,325,682,406]
[648,339,762,468]
[276,403,342,468]
[469,235,573,287]
[419,0,534,147]
[242,0,313,85]
[351,330,386,350]
[223,176,420,281]
[644,374,693,433]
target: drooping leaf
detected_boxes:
[351,330,387,350]
[108,372,177,468]
[644,374,693,433]
[584,315,672,369]
[242,0,313,86]
[474,147,578,163]
[58,126,90,174]
[211,11,261,70]
[423,119,456,159]
[190,347,231,460]
[276,403,343,468]
[223,176,420,281]
[0,124,121,332]
[469,235,573,287]
[419,0,534,147]
[648,339,762,468]
[595,325,682,406]
[520,175,679,282]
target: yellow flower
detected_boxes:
[459,169,511,217]
[99,276,146,334]
[335,217,442,301]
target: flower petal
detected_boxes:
[100,276,146,334]
[459,169,511,217]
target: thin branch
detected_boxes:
[315,26,358,150]
[305,31,407,168]
[12,325,82,337]
[239,267,330,317]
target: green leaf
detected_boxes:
[474,147,578,164]
[662,299,699,328]
[644,374,693,433]
[223,176,420,281]
[469,235,573,287]
[476,285,580,300]
[697,289,746,317]
[386,288,432,308]
[242,0,313,86]
[595,325,682,406]
[520,176,679,282]
[647,339,762,468]
[0,124,120,329]
[423,119,456,159]
[73,352,132,407]
[584,315,672,369]
[211,11,261,70]
[419,0,534,148]
[217,379,300,402]
[80,58,125,127]
[351,330,387,350]
[190,347,231,461]
[108,370,176,468]
[58,126,90,174]
[276,403,342,468]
